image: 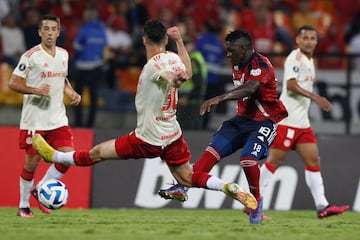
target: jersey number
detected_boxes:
[162,87,177,112]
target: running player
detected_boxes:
[260,25,349,218]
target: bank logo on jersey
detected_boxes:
[293,66,300,73]
[250,68,261,76]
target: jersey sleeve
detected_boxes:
[13,53,31,79]
[284,52,300,81]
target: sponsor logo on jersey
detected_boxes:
[250,68,261,76]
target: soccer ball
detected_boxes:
[37,179,69,210]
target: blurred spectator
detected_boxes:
[346,12,360,72]
[160,8,177,52]
[126,0,148,33]
[195,20,225,130]
[73,7,107,128]
[83,0,112,22]
[292,0,317,33]
[0,0,10,21]
[177,38,207,130]
[184,0,221,32]
[1,12,26,67]
[142,0,183,21]
[105,16,132,89]
[316,22,347,69]
[334,0,360,33]
[234,0,276,54]
[19,0,49,16]
[22,7,40,50]
[48,0,83,31]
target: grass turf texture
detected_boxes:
[1,208,358,240]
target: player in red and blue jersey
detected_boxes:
[159,29,287,224]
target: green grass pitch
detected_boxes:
[0,208,358,240]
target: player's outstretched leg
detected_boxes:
[317,205,350,219]
[32,134,55,163]
[31,187,51,214]
[158,184,188,202]
[223,183,257,210]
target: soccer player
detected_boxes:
[9,15,81,217]
[259,25,349,218]
[32,20,258,212]
[159,29,288,224]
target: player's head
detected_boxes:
[143,19,168,46]
[296,25,318,57]
[38,14,60,47]
[225,29,254,66]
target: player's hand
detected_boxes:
[167,26,182,42]
[315,96,332,112]
[36,83,50,96]
[172,70,189,88]
[70,92,81,106]
[200,96,221,116]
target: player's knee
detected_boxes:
[267,157,283,169]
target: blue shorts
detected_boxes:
[209,116,277,161]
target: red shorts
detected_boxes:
[270,125,317,151]
[114,131,191,166]
[19,126,74,155]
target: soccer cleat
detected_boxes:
[250,198,263,224]
[243,207,271,220]
[17,208,34,218]
[317,205,350,219]
[223,183,257,210]
[32,134,55,163]
[31,187,51,214]
[158,184,188,202]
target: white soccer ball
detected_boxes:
[38,179,69,209]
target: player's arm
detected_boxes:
[200,80,260,115]
[167,26,192,79]
[8,74,49,96]
[287,78,332,112]
[64,78,81,106]
[159,70,188,88]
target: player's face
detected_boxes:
[226,39,246,66]
[38,20,60,48]
[296,29,318,57]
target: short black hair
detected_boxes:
[225,29,253,49]
[143,19,167,44]
[297,25,317,36]
[39,14,60,29]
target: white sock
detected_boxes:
[206,176,226,191]
[36,164,65,189]
[53,151,75,165]
[305,169,329,210]
[19,177,33,208]
[260,163,275,196]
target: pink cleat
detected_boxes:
[31,187,52,214]
[317,205,350,219]
[17,208,34,218]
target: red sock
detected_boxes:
[73,151,95,166]
[20,168,34,181]
[54,163,70,173]
[240,158,261,200]
[305,165,321,172]
[191,172,211,188]
[265,161,277,173]
[192,147,220,172]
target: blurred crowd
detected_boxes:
[1,0,360,83]
[1,0,360,128]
